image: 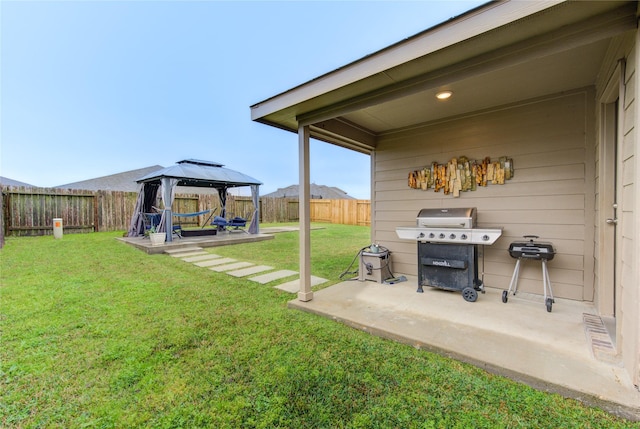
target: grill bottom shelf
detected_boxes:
[417,242,482,302]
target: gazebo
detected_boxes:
[127,159,262,241]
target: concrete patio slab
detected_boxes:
[249,269,298,284]
[288,277,640,420]
[227,265,274,277]
[275,276,329,293]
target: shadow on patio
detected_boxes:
[289,277,640,420]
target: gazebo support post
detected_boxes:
[165,209,173,242]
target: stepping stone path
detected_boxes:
[275,276,328,293]
[182,254,222,263]
[209,261,254,272]
[227,265,273,277]
[194,257,237,268]
[165,246,208,258]
[248,270,298,284]
[163,246,328,292]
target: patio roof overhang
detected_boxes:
[250,1,637,154]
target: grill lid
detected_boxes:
[417,207,476,229]
[509,235,556,260]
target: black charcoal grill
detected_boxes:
[508,236,555,260]
[396,208,503,302]
[503,235,556,312]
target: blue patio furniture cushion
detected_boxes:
[212,216,229,227]
[228,216,246,227]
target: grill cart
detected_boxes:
[396,208,502,302]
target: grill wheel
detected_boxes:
[462,287,478,302]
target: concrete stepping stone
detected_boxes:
[170,251,208,258]
[209,261,254,272]
[249,269,298,284]
[194,257,237,267]
[182,254,222,262]
[165,246,203,256]
[227,265,274,278]
[274,276,328,293]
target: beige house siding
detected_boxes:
[593,32,639,387]
[621,33,639,387]
[593,36,627,318]
[374,90,595,301]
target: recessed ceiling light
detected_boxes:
[436,90,453,100]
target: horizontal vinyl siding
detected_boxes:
[620,41,639,386]
[374,91,593,301]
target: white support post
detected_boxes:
[298,125,313,301]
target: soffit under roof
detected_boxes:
[250,1,637,153]
[347,39,611,133]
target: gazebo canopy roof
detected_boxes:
[136,159,262,189]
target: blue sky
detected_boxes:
[1,1,484,199]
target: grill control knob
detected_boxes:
[428,233,435,239]
[482,234,490,241]
[439,233,445,239]
[461,234,468,240]
[449,233,456,239]
[418,232,424,239]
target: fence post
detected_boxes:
[0,189,4,248]
[94,195,99,232]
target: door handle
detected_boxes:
[606,218,618,225]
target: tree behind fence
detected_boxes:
[1,186,370,237]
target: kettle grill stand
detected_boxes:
[502,258,555,312]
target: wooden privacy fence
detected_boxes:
[310,199,371,226]
[1,186,371,237]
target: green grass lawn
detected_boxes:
[1,225,637,428]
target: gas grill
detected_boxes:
[396,208,503,302]
[503,235,556,312]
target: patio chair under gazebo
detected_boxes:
[127,159,262,242]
